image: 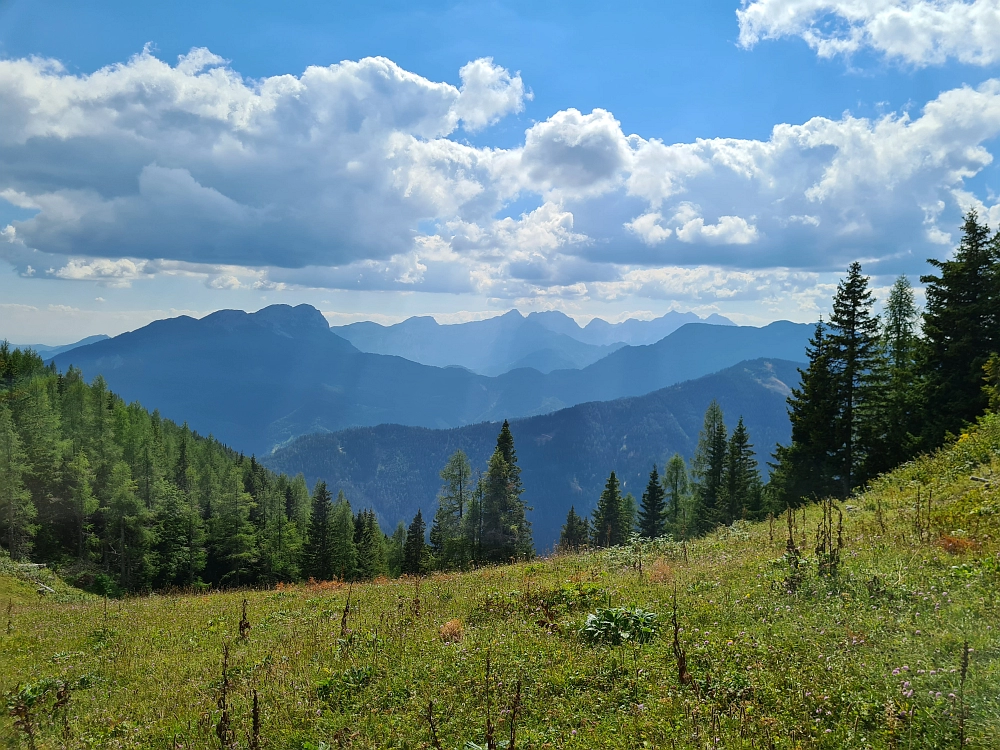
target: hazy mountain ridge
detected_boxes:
[263,358,803,546]
[51,305,811,457]
[332,309,734,374]
[5,334,110,358]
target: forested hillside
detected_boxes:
[52,306,810,454]
[0,344,316,593]
[264,358,801,546]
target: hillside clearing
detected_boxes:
[3,416,1000,749]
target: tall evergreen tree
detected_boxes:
[402,509,427,575]
[558,506,589,550]
[66,450,97,560]
[0,403,35,560]
[720,417,761,523]
[637,465,666,539]
[329,491,357,581]
[480,423,533,562]
[433,450,472,568]
[211,465,257,587]
[827,261,883,493]
[354,509,387,580]
[691,401,727,532]
[387,521,407,577]
[104,461,152,591]
[592,471,629,547]
[865,275,922,477]
[662,453,689,536]
[920,209,1000,445]
[302,480,333,580]
[770,321,840,507]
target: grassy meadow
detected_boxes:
[3,417,1000,749]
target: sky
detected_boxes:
[2,0,1000,343]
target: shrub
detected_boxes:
[580,607,659,646]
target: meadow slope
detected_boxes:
[2,415,999,749]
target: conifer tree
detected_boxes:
[592,471,629,547]
[105,461,152,590]
[402,509,427,575]
[662,453,689,536]
[720,417,761,523]
[691,401,727,532]
[66,450,98,560]
[770,321,840,507]
[434,450,472,568]
[480,422,533,562]
[0,403,35,560]
[827,261,883,493]
[211,465,257,587]
[558,506,589,550]
[638,465,666,538]
[302,480,333,580]
[329,491,357,581]
[354,509,387,580]
[864,275,921,477]
[387,521,407,577]
[920,209,1000,445]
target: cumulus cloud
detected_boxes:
[2,47,1000,306]
[737,0,1000,66]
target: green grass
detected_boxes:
[3,418,1000,749]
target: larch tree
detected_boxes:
[0,403,35,560]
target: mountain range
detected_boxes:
[6,334,109,358]
[332,309,734,375]
[263,358,802,546]
[50,305,812,455]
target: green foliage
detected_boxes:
[691,400,727,532]
[920,209,1000,446]
[591,471,631,547]
[580,607,659,646]
[558,506,589,551]
[402,509,427,575]
[638,465,666,539]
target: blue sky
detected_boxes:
[2,0,1000,342]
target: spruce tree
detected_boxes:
[920,210,1000,445]
[827,261,883,493]
[402,509,427,575]
[691,401,727,532]
[592,471,627,547]
[720,417,761,523]
[302,480,333,580]
[558,506,589,550]
[387,521,407,577]
[638,465,666,539]
[354,509,386,580]
[770,321,840,507]
[480,422,533,562]
[329,491,357,581]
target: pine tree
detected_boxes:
[920,210,1000,445]
[558,506,589,550]
[354,509,387,580]
[0,403,35,560]
[638,465,666,539]
[480,422,533,562]
[329,491,357,581]
[720,417,761,523]
[770,321,840,508]
[827,261,883,493]
[691,401,727,532]
[662,453,689,537]
[302,481,333,580]
[592,471,628,547]
[402,509,427,575]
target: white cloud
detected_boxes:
[625,212,673,245]
[737,0,1000,66]
[450,58,529,131]
[1,47,1000,307]
[671,203,760,245]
